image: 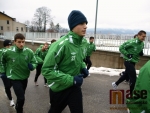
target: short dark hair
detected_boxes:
[14,33,25,41]
[134,34,138,38]
[51,39,56,43]
[90,36,94,40]
[138,30,146,35]
[60,35,65,38]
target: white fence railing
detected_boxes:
[1,32,150,56]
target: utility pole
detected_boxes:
[94,0,99,43]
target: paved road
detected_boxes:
[0,71,129,113]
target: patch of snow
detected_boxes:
[89,67,139,76]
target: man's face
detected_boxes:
[90,39,94,43]
[14,39,25,49]
[72,22,87,37]
[138,33,146,41]
[43,44,49,50]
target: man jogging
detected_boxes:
[84,36,96,73]
[127,60,150,113]
[112,30,146,95]
[34,42,49,86]
[0,40,15,107]
[0,33,38,113]
[42,10,89,113]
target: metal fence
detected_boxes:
[1,32,150,55]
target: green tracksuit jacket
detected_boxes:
[0,48,6,56]
[0,48,7,74]
[127,60,150,113]
[35,46,48,64]
[119,38,144,63]
[87,42,96,56]
[42,31,88,92]
[0,45,38,80]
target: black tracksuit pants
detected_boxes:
[34,64,47,84]
[120,71,129,82]
[115,61,136,94]
[1,76,12,100]
[11,79,28,113]
[48,86,83,113]
[84,56,92,70]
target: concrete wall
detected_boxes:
[0,40,149,70]
[90,50,150,70]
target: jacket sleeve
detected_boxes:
[139,50,144,56]
[119,40,133,56]
[81,62,86,70]
[139,43,144,56]
[94,44,96,51]
[35,48,43,64]
[0,50,7,73]
[41,44,73,87]
[28,49,38,70]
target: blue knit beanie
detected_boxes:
[68,10,88,30]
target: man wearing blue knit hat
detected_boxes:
[42,10,89,113]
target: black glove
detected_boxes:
[81,68,89,78]
[0,73,7,79]
[139,51,144,56]
[28,63,34,71]
[127,54,133,59]
[73,74,83,87]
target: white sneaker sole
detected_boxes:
[127,108,130,113]
[10,104,15,107]
[112,82,117,90]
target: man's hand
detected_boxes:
[81,68,89,78]
[127,54,133,59]
[0,73,7,78]
[73,74,83,87]
[139,51,144,56]
[28,63,34,71]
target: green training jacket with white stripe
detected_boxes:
[119,37,144,63]
[42,31,88,92]
[0,45,38,80]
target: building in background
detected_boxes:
[0,11,27,35]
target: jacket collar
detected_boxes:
[135,37,142,43]
[13,45,25,52]
[68,31,84,45]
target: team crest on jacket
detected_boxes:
[25,55,28,60]
[71,52,76,61]
[83,48,87,56]
[12,58,15,62]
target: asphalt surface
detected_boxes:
[0,71,129,113]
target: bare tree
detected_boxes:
[24,20,30,32]
[29,20,37,32]
[33,7,53,32]
[24,20,30,27]
[50,21,55,30]
[55,23,60,33]
[47,21,55,32]
[60,28,69,33]
[47,22,69,33]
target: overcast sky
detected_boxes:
[0,0,150,31]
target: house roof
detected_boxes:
[0,11,16,21]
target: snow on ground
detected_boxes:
[89,67,139,76]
